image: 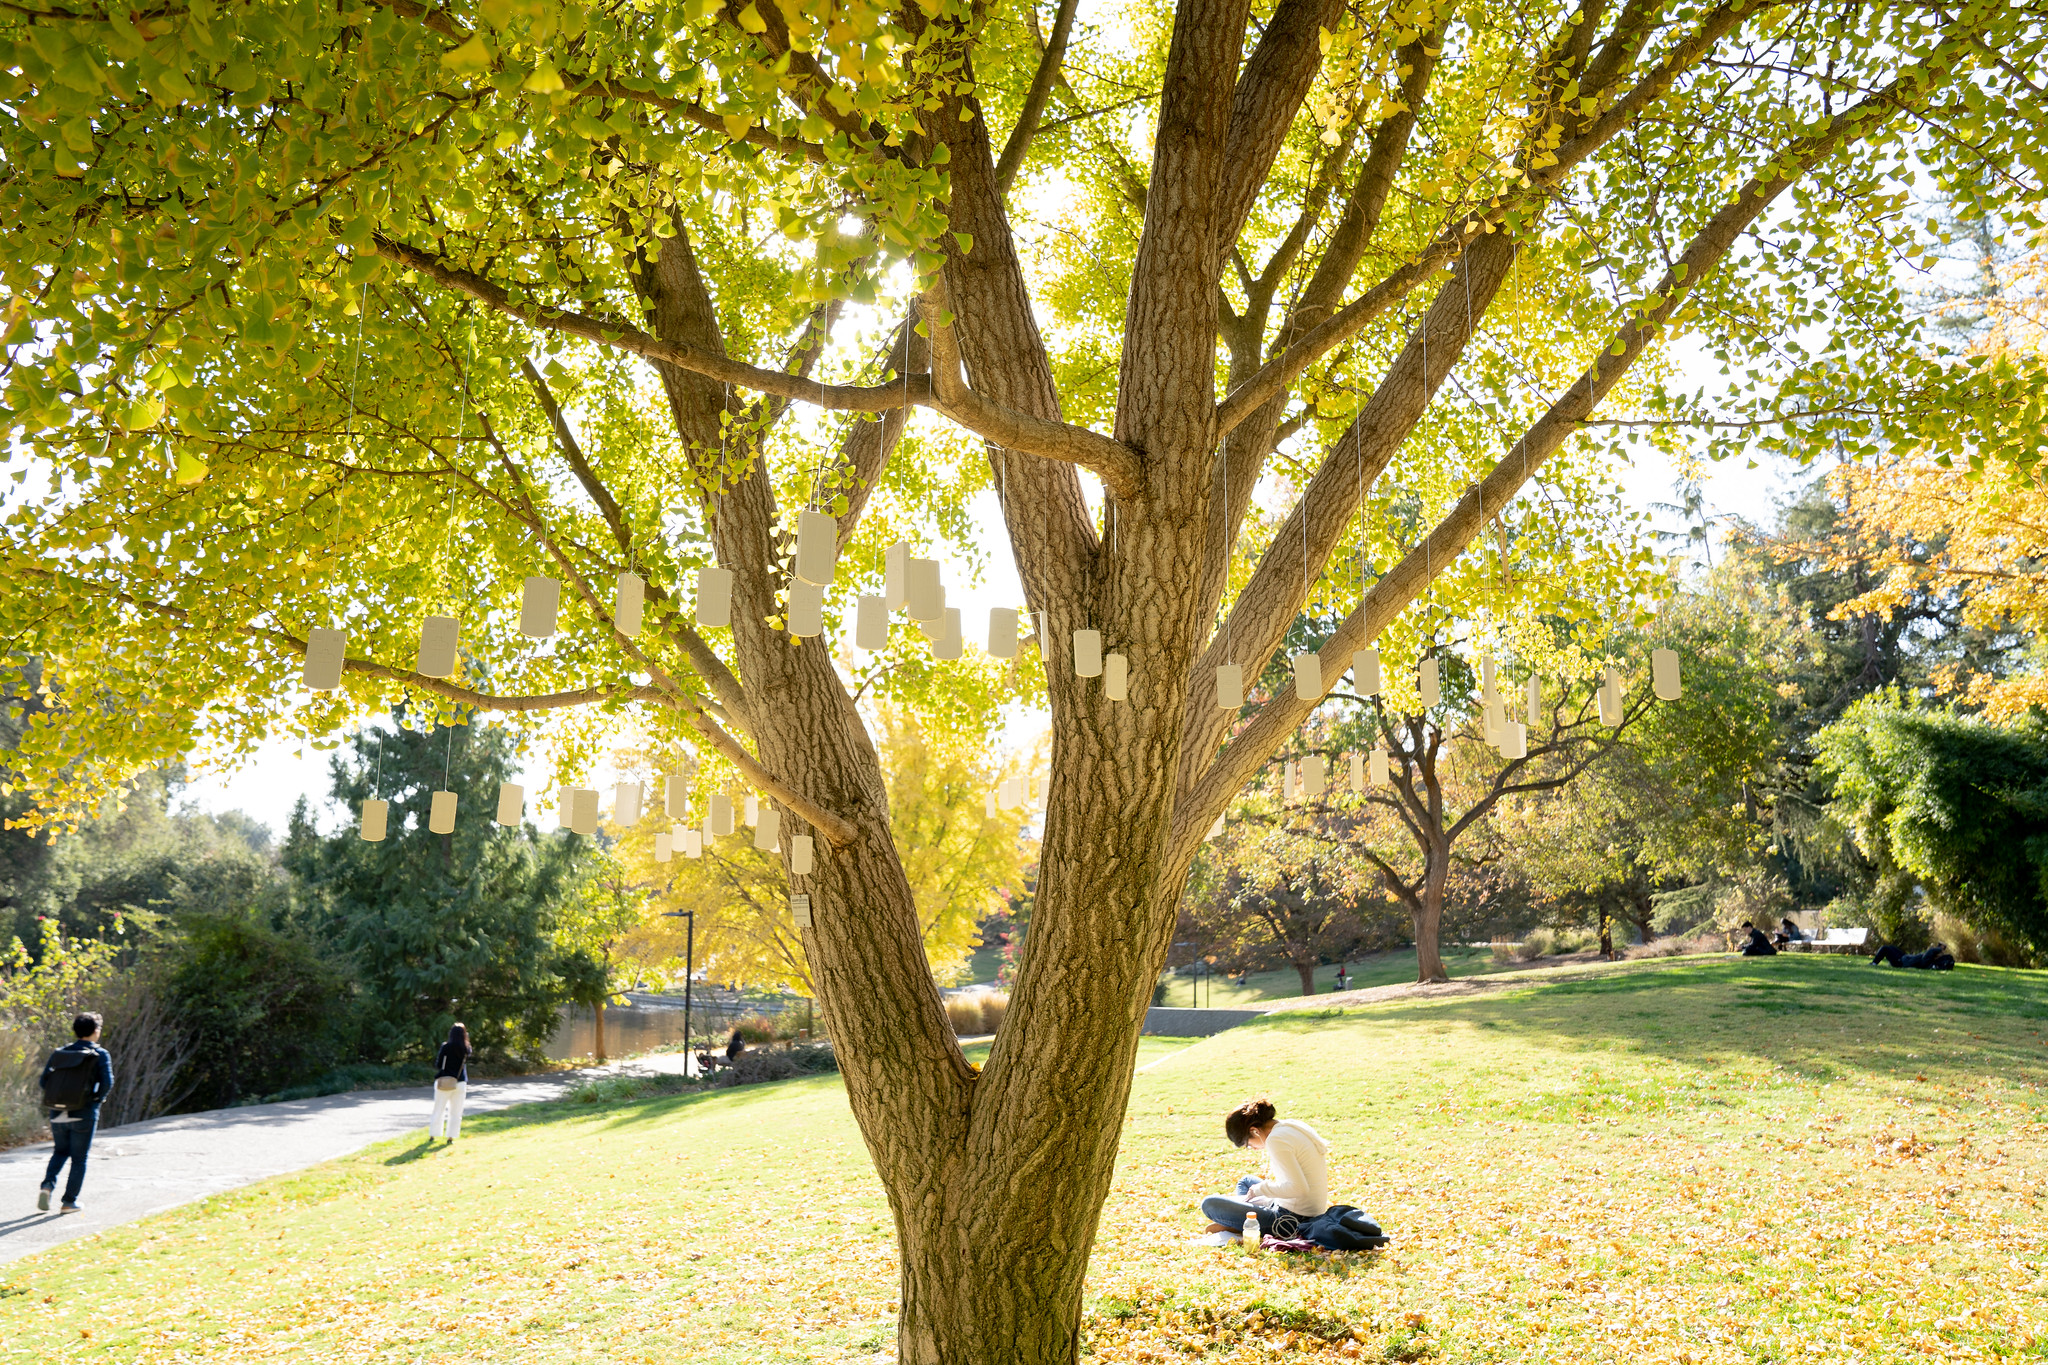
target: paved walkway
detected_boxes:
[0,1055,693,1267]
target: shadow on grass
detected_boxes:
[1244,955,2048,1100]
[380,1136,444,1166]
[457,1069,848,1141]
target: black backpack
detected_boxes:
[40,1048,97,1113]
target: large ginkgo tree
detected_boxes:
[5,0,2046,1357]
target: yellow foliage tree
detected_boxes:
[607,715,1033,995]
[1816,231,2048,718]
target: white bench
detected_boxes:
[1786,927,1869,953]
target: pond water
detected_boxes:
[544,994,816,1061]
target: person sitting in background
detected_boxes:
[725,1028,747,1062]
[1199,1097,1330,1242]
[1333,965,1351,992]
[1738,922,1777,957]
[1774,917,1808,947]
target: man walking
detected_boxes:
[38,1013,114,1214]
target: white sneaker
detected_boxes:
[36,1187,50,1212]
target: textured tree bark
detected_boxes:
[1295,959,1318,996]
[1414,844,1451,984]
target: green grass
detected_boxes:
[4,956,2045,1364]
[1164,943,1514,1007]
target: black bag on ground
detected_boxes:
[40,1049,96,1113]
[1305,1205,1391,1251]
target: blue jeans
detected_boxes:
[43,1114,96,1205]
[1202,1177,1314,1239]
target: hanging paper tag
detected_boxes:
[304,627,346,692]
[564,787,600,835]
[359,798,388,842]
[429,790,458,834]
[789,834,814,876]
[1216,663,1243,709]
[665,773,689,818]
[1418,657,1441,707]
[755,806,781,851]
[1651,647,1681,701]
[1292,652,1323,701]
[1283,758,1298,802]
[795,509,838,587]
[1501,720,1528,760]
[884,542,909,611]
[709,792,734,836]
[416,615,459,679]
[1302,754,1326,798]
[985,790,997,817]
[1480,654,1498,702]
[744,793,759,827]
[906,558,943,621]
[1525,675,1544,720]
[1348,752,1365,793]
[1072,629,1102,678]
[1369,748,1389,784]
[695,565,733,629]
[1353,647,1381,696]
[1599,666,1624,726]
[855,595,889,652]
[787,580,825,638]
[614,781,643,828]
[790,892,812,928]
[683,827,704,858]
[1103,653,1129,702]
[931,606,963,660]
[520,576,561,639]
[654,832,673,863]
[615,572,645,636]
[495,782,524,826]
[987,607,1019,660]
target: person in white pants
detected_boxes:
[430,1022,472,1142]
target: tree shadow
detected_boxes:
[1243,955,2048,1099]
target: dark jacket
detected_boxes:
[434,1042,470,1084]
[1305,1205,1389,1250]
[41,1040,114,1119]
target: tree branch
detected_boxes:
[995,0,1082,195]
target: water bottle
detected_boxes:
[1241,1210,1260,1251]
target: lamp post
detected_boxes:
[662,910,694,1071]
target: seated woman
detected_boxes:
[1200,1096,1329,1241]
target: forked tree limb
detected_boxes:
[1217,0,1775,436]
[994,0,1082,195]
[372,234,1142,496]
[1174,70,1915,856]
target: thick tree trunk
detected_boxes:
[1296,959,1318,995]
[1414,846,1450,983]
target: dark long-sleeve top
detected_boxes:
[434,1042,470,1083]
[41,1041,114,1119]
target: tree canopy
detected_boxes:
[7,0,2048,1357]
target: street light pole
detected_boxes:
[663,910,695,1071]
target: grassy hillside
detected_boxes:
[1158,944,1511,1006]
[3,958,2043,1363]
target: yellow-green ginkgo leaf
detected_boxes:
[737,2,767,32]
[173,450,208,485]
[442,34,493,72]
[523,60,565,93]
[122,395,165,431]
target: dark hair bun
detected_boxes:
[1223,1095,1277,1148]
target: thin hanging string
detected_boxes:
[371,728,383,799]
[443,722,454,790]
[344,284,368,452]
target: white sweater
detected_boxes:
[1249,1118,1330,1216]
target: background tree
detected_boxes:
[6,1,2047,1357]
[1498,581,1792,944]
[1815,696,2048,963]
[281,716,598,1061]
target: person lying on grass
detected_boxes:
[1200,1096,1328,1240]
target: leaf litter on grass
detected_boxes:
[2,958,2044,1363]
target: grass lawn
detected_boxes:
[4,957,2045,1363]
[1165,944,1518,1007]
